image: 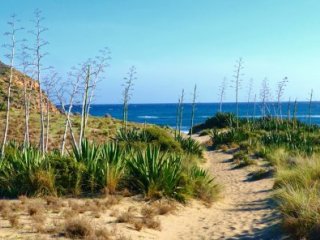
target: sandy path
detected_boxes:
[154,138,285,240]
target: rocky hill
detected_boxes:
[0,61,59,113]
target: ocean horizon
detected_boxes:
[70,101,320,132]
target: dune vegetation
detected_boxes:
[192,112,320,239]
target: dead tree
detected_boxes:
[175,97,181,139]
[260,78,271,117]
[43,70,58,152]
[276,77,288,121]
[246,78,253,119]
[1,14,22,157]
[178,89,185,136]
[232,58,244,128]
[20,43,32,148]
[84,48,111,127]
[189,84,197,136]
[253,93,257,119]
[29,9,49,153]
[78,64,90,145]
[218,77,227,112]
[122,66,136,131]
[56,68,82,155]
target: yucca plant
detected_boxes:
[100,142,125,194]
[176,135,203,157]
[0,146,56,197]
[187,166,219,203]
[116,128,150,142]
[211,127,249,147]
[126,145,183,200]
[72,139,101,193]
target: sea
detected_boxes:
[71,102,320,132]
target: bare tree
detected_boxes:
[189,84,197,136]
[122,66,136,131]
[29,9,49,153]
[175,96,181,139]
[84,48,111,127]
[253,93,257,119]
[276,77,288,120]
[260,78,271,117]
[56,68,82,154]
[1,14,22,157]
[20,42,32,148]
[178,89,184,136]
[246,78,253,118]
[218,77,227,112]
[78,65,91,145]
[43,70,58,152]
[232,57,244,128]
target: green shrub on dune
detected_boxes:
[0,138,219,204]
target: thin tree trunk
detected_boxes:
[175,98,181,139]
[190,85,197,136]
[1,20,16,157]
[45,96,50,152]
[79,65,90,145]
[178,89,184,136]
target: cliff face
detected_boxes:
[0,61,60,113]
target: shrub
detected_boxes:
[0,147,56,197]
[126,146,184,200]
[144,127,182,152]
[176,136,203,157]
[64,217,93,239]
[186,166,220,203]
[73,139,101,193]
[47,153,84,195]
[211,128,249,147]
[116,128,150,142]
[191,112,238,133]
[100,142,125,194]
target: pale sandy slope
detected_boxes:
[152,137,286,240]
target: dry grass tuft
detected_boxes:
[8,214,20,228]
[27,202,45,216]
[116,209,134,223]
[104,196,121,208]
[64,217,93,239]
[143,217,161,230]
[152,201,176,215]
[141,206,156,218]
[0,202,11,219]
[92,228,112,240]
[133,220,143,231]
[18,195,28,205]
[63,209,77,220]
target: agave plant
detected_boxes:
[126,145,183,200]
[0,146,56,197]
[116,128,150,142]
[72,139,101,193]
[100,142,125,194]
[176,135,203,157]
[188,166,219,202]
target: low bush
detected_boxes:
[126,146,183,200]
[211,128,249,147]
[191,112,238,133]
[176,135,203,157]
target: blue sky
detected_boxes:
[0,0,320,103]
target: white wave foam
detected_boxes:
[138,116,159,119]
